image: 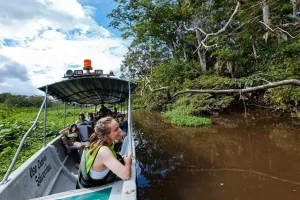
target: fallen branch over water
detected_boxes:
[152,79,300,100]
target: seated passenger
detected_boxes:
[76,117,132,189]
[117,114,128,134]
[87,112,95,136]
[87,112,95,125]
[121,115,128,134]
[76,113,88,125]
[99,104,108,116]
[59,124,83,168]
[116,114,124,124]
[106,109,113,117]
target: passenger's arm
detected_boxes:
[98,146,132,180]
[59,128,68,135]
[77,132,82,142]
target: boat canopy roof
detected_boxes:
[38,77,136,105]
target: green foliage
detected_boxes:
[0,103,94,180]
[170,115,211,126]
[110,0,300,120]
[152,61,200,91]
[163,103,211,126]
[0,93,56,108]
[183,75,239,90]
[163,98,211,126]
[264,86,300,116]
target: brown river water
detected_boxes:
[133,109,300,200]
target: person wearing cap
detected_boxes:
[59,124,83,168]
[76,113,88,125]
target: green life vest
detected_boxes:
[85,143,117,174]
[77,142,123,189]
[67,131,79,142]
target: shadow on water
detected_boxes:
[133,109,300,200]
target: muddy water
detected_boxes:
[133,109,300,200]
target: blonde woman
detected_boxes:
[76,117,132,188]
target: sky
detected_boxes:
[0,0,128,96]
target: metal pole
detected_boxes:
[1,98,46,185]
[63,102,67,128]
[128,74,133,155]
[73,104,75,123]
[126,99,128,114]
[43,86,48,147]
[124,101,125,115]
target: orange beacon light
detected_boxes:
[83,59,92,70]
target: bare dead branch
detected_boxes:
[152,79,300,100]
[201,42,219,49]
[183,1,241,49]
[201,2,241,44]
[279,22,300,29]
[259,21,300,38]
[152,86,171,100]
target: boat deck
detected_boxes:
[49,152,79,195]
[64,152,79,177]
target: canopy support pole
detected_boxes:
[73,104,75,123]
[1,97,47,185]
[63,102,67,128]
[43,86,48,147]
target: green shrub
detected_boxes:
[171,115,211,126]
[0,103,94,180]
[163,104,211,127]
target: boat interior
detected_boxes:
[0,73,137,200]
[0,124,136,200]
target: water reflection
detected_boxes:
[134,109,300,200]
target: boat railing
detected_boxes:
[121,75,137,200]
[0,87,48,185]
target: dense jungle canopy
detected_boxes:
[108,0,300,119]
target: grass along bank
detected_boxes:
[162,105,211,127]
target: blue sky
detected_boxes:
[78,0,121,36]
[0,0,127,95]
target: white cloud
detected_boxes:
[0,79,39,96]
[0,55,38,95]
[0,0,128,95]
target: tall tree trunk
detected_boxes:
[183,47,187,61]
[252,42,258,59]
[291,0,297,18]
[226,62,233,78]
[199,51,207,71]
[261,0,271,26]
[194,19,207,71]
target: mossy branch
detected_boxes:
[152,79,300,101]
